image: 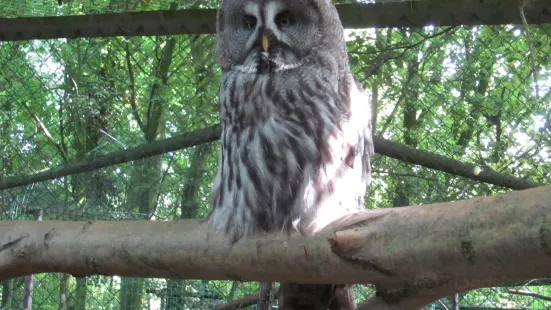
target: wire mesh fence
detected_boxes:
[0,0,550,309]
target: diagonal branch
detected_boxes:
[0,125,220,190]
[19,102,68,163]
[0,124,543,191]
[374,137,544,189]
[508,289,551,302]
[351,26,459,58]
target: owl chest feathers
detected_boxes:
[208,68,368,240]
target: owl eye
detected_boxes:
[275,11,294,27]
[244,15,257,30]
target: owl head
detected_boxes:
[215,0,348,74]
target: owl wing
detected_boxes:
[300,75,374,235]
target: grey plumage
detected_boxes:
[207,0,373,308]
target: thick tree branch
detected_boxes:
[0,125,543,191]
[0,185,549,310]
[1,0,550,42]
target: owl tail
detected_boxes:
[278,283,356,310]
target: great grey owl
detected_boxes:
[207,0,373,308]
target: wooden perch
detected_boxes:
[0,185,550,309]
[1,0,550,42]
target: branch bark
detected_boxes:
[1,0,550,41]
[0,185,549,309]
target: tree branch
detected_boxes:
[213,287,279,310]
[507,289,551,302]
[123,40,145,133]
[518,0,540,99]
[1,0,550,42]
[0,125,220,190]
[352,26,459,58]
[374,137,543,189]
[0,185,549,310]
[0,124,543,191]
[19,101,69,163]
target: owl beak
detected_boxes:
[262,34,270,52]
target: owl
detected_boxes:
[207,0,374,309]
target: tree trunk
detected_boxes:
[59,273,68,310]
[1,280,13,309]
[22,275,33,310]
[120,279,144,310]
[119,20,176,309]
